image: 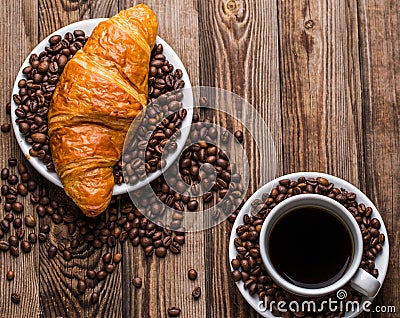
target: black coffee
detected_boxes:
[268,206,353,288]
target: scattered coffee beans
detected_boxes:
[1,123,11,133]
[11,293,20,304]
[192,286,201,300]
[6,270,15,281]
[132,277,142,288]
[167,306,181,317]
[188,269,198,281]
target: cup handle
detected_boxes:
[349,268,381,298]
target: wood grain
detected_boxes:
[198,1,282,317]
[357,0,400,316]
[278,0,365,186]
[0,0,39,317]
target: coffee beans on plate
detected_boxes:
[231,176,386,317]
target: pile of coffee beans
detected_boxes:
[231,176,386,317]
[128,113,246,230]
[13,31,88,172]
[12,30,186,184]
[116,43,186,185]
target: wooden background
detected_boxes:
[0,0,399,317]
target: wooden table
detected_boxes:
[0,0,398,317]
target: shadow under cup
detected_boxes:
[259,194,365,297]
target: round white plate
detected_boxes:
[229,172,390,318]
[11,18,193,195]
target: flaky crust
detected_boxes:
[49,5,158,216]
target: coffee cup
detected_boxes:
[259,194,381,297]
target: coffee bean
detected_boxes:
[370,218,381,229]
[10,246,19,257]
[86,270,96,279]
[1,123,11,132]
[12,202,24,213]
[0,240,10,251]
[91,292,99,304]
[132,277,142,288]
[7,158,17,166]
[169,241,181,254]
[234,130,244,143]
[77,279,87,294]
[231,270,242,282]
[24,215,36,227]
[8,235,18,247]
[11,293,20,304]
[192,286,201,300]
[1,168,9,180]
[40,224,50,234]
[167,307,181,317]
[96,271,107,280]
[28,233,37,244]
[188,269,198,280]
[63,250,72,261]
[38,233,48,242]
[113,253,122,263]
[17,184,28,196]
[21,240,31,253]
[187,200,198,211]
[47,246,57,258]
[6,270,15,280]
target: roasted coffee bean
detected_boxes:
[6,270,15,280]
[1,123,11,132]
[38,233,48,242]
[24,215,36,227]
[77,279,87,294]
[188,269,198,280]
[155,246,167,258]
[86,269,96,279]
[21,240,31,253]
[7,158,17,166]
[10,201,23,213]
[1,220,10,232]
[167,307,181,317]
[47,246,57,258]
[234,130,244,143]
[10,246,19,257]
[28,233,37,244]
[96,271,107,280]
[17,184,28,196]
[187,200,198,211]
[63,250,72,261]
[113,253,123,263]
[13,217,22,229]
[231,270,242,282]
[192,286,201,300]
[1,168,9,180]
[132,277,142,288]
[11,293,20,304]
[91,292,99,304]
[0,240,10,251]
[16,228,25,240]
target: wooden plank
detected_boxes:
[357,0,400,316]
[278,0,365,187]
[0,0,40,317]
[37,1,119,317]
[198,0,282,317]
[118,1,202,317]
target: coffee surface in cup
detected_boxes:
[268,206,353,288]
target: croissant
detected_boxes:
[48,5,158,217]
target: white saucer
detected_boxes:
[11,18,193,195]
[229,172,390,318]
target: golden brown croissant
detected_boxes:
[48,5,158,217]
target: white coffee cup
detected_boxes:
[259,194,381,297]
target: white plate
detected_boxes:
[229,172,390,318]
[11,18,193,195]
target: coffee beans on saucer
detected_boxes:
[231,176,386,317]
